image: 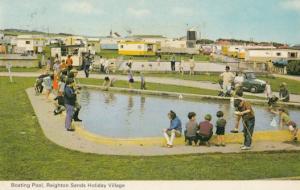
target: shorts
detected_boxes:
[129,78,134,83]
[216,127,225,135]
[288,121,297,131]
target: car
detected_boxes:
[241,72,266,93]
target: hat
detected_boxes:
[205,114,212,121]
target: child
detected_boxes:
[179,59,184,75]
[215,111,227,146]
[197,114,213,146]
[54,76,66,115]
[272,107,298,142]
[184,112,198,146]
[163,110,182,148]
[128,71,134,89]
[140,72,146,90]
[103,76,115,90]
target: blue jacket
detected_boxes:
[168,117,182,133]
[64,85,76,106]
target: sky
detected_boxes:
[0,0,300,44]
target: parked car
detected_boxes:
[241,72,266,93]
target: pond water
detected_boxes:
[79,89,300,138]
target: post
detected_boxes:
[6,63,13,82]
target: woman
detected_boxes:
[163,110,182,148]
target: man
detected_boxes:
[220,66,235,95]
[84,55,91,78]
[67,69,82,122]
[64,78,76,131]
[163,110,182,148]
[66,55,73,67]
[170,55,176,71]
[234,97,255,150]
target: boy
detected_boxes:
[54,76,66,115]
[197,114,213,146]
[215,111,227,147]
[184,112,198,146]
[234,98,255,150]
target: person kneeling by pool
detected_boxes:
[197,114,213,147]
[163,110,182,148]
[271,107,298,142]
[184,112,198,146]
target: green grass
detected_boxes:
[260,76,300,95]
[1,76,300,180]
[0,67,41,72]
[97,50,210,62]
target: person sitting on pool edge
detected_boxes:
[163,110,182,148]
[197,114,213,147]
[184,112,198,146]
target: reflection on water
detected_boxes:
[79,89,300,138]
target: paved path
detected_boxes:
[26,87,300,156]
[2,71,300,102]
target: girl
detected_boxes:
[272,108,298,142]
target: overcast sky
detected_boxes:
[0,0,300,44]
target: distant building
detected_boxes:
[100,38,120,50]
[16,35,46,54]
[245,48,300,62]
[87,38,101,53]
[118,41,158,56]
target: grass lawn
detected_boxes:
[1,76,300,180]
[0,66,41,72]
[97,50,210,62]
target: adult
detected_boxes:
[170,54,176,71]
[99,56,105,73]
[46,57,51,72]
[279,82,290,102]
[66,55,73,67]
[234,97,255,150]
[83,55,91,78]
[64,78,76,131]
[220,66,235,95]
[197,114,213,146]
[233,72,244,91]
[163,110,182,148]
[60,59,67,71]
[68,69,82,122]
[189,56,195,75]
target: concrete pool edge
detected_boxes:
[26,87,300,156]
[81,84,300,108]
[75,122,300,146]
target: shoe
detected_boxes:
[221,144,226,147]
[167,144,173,148]
[205,142,210,147]
[293,137,298,142]
[215,144,220,147]
[230,129,239,133]
[240,145,245,148]
[241,146,251,150]
[67,128,75,132]
[74,118,82,122]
